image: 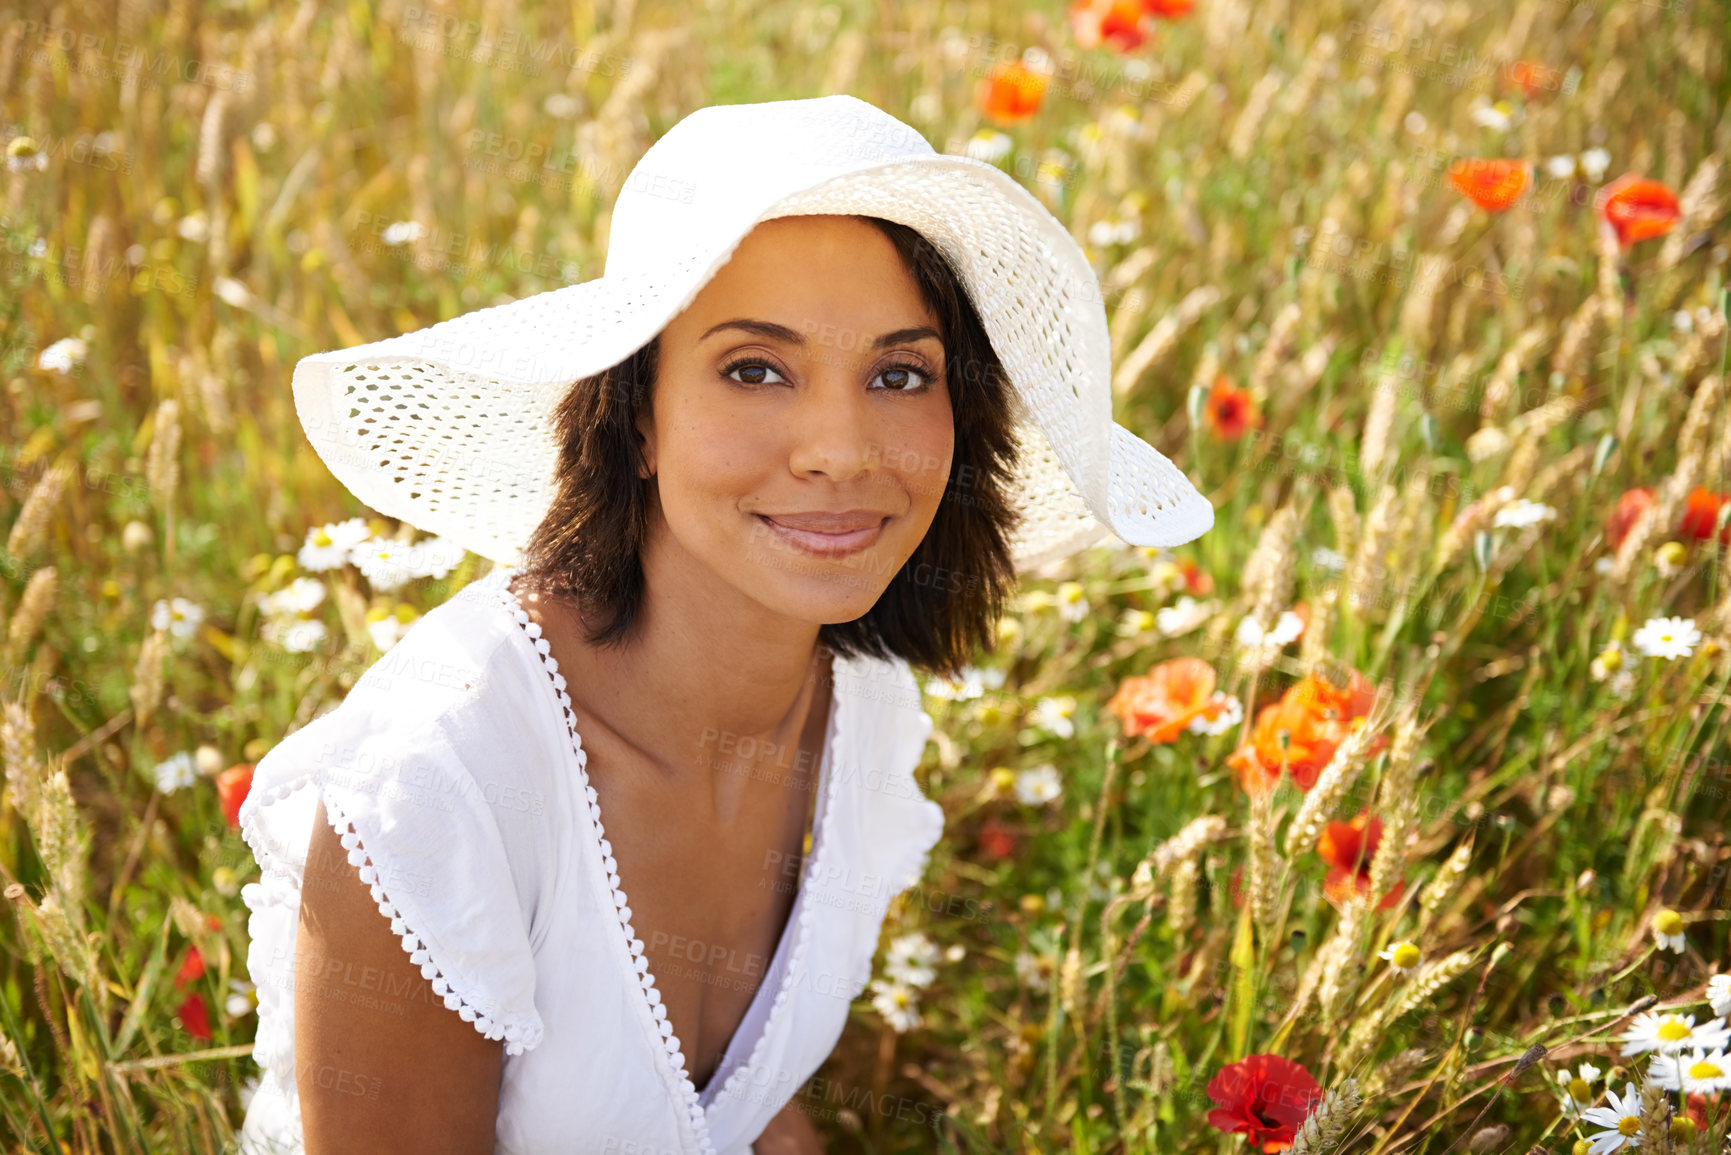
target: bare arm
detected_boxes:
[752,1097,826,1154]
[296,797,505,1154]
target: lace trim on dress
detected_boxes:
[492,569,723,1155]
[236,763,545,1059]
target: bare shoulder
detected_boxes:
[294,796,505,1155]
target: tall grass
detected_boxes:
[1,0,1729,1150]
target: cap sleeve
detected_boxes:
[237,677,547,1120]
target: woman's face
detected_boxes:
[637,214,955,627]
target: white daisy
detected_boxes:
[1117,608,1157,637]
[1028,697,1076,739]
[352,537,424,592]
[225,978,257,1018]
[37,336,89,373]
[965,130,1013,163]
[403,533,466,580]
[1014,764,1062,805]
[1649,1047,1731,1094]
[259,577,327,617]
[926,666,1003,700]
[1608,669,1636,700]
[1545,154,1577,179]
[1056,581,1088,624]
[153,751,198,794]
[868,977,923,1032]
[1492,499,1557,529]
[1015,950,1053,991]
[1579,1081,1643,1153]
[366,611,415,652]
[1187,692,1243,736]
[151,597,206,639]
[1652,908,1686,953]
[380,220,424,246]
[1708,974,1731,1018]
[1555,1062,1601,1114]
[885,932,941,989]
[1631,615,1701,661]
[297,518,372,572]
[1589,641,1626,682]
[1378,941,1423,975]
[177,212,209,242]
[262,616,327,653]
[1155,596,1216,637]
[1620,1010,1731,1056]
[1579,148,1612,182]
[1469,100,1513,131]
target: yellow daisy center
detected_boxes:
[1671,1117,1699,1140]
[1689,1060,1723,1080]
[1658,1020,1692,1041]
[1655,910,1685,936]
[1568,1078,1590,1102]
[1391,944,1422,970]
[1619,1116,1642,1137]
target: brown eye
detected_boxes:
[721,358,787,386]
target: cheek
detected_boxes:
[654,404,767,523]
[885,409,955,513]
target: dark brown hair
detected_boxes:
[511,215,1022,680]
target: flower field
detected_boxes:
[2,0,1730,1151]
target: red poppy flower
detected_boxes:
[1499,59,1560,100]
[1679,487,1731,545]
[1178,557,1216,596]
[1070,0,1152,52]
[1607,486,1656,551]
[1141,0,1196,16]
[1227,668,1386,793]
[1205,375,1263,441]
[1206,1053,1323,1151]
[977,815,1018,860]
[1447,158,1532,213]
[977,61,1047,125]
[217,763,254,828]
[1595,174,1681,249]
[176,992,213,1041]
[1316,812,1403,910]
[1106,657,1219,744]
[174,945,205,989]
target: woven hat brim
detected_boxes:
[290,158,1213,573]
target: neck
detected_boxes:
[553,511,834,820]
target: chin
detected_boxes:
[737,542,901,623]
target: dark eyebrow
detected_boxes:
[699,318,943,350]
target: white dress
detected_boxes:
[236,564,945,1155]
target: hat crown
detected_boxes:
[604,95,936,277]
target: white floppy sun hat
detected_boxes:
[290,93,1214,574]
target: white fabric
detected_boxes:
[286,93,1214,577]
[236,565,945,1155]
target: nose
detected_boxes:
[784,367,878,482]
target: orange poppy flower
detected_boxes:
[1447,158,1533,213]
[1500,59,1560,100]
[1205,375,1262,441]
[174,945,205,988]
[1070,0,1152,52]
[977,60,1047,125]
[1316,812,1403,909]
[217,762,254,829]
[1595,174,1681,249]
[1227,667,1384,793]
[177,992,213,1041]
[1107,657,1220,743]
[1141,0,1196,16]
[977,815,1018,860]
[1607,486,1656,551]
[1178,557,1216,596]
[1679,487,1731,545]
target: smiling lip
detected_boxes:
[755,512,888,557]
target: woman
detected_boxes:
[237,94,1212,1155]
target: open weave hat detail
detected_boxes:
[289,94,1214,574]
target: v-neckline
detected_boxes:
[491,568,841,1154]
